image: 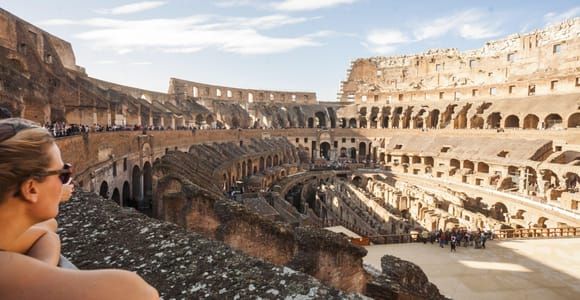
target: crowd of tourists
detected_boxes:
[420,228,492,252]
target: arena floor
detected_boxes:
[364,239,580,300]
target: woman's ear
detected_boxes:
[19,179,40,203]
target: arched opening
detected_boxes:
[414,109,426,129]
[359,116,367,128]
[504,115,519,128]
[307,117,314,128]
[327,108,336,128]
[463,160,475,172]
[349,147,357,161]
[143,162,153,211]
[315,111,327,128]
[358,142,367,162]
[568,112,580,128]
[477,162,490,173]
[370,107,380,128]
[206,115,215,127]
[112,188,120,205]
[340,147,347,157]
[490,202,508,222]
[537,217,548,228]
[487,112,502,129]
[273,155,279,166]
[266,156,272,168]
[99,181,109,199]
[450,159,460,169]
[320,142,331,160]
[523,114,539,129]
[131,166,141,209]
[340,118,347,128]
[195,114,204,127]
[247,159,253,176]
[122,181,130,207]
[545,114,563,129]
[565,172,579,191]
[427,109,440,128]
[349,118,357,128]
[259,157,265,172]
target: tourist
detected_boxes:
[480,231,487,249]
[450,234,457,252]
[0,118,158,299]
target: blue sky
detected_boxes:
[2,1,580,100]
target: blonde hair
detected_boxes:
[0,118,55,200]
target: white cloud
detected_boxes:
[544,6,580,25]
[97,1,167,15]
[459,24,501,40]
[365,9,502,54]
[41,14,323,55]
[413,9,501,41]
[272,0,358,11]
[364,29,411,54]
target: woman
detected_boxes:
[0,118,158,299]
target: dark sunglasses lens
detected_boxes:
[59,173,71,184]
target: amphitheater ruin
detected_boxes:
[1,7,580,299]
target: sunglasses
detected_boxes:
[35,163,73,184]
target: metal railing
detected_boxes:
[351,227,580,246]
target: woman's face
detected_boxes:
[30,143,65,221]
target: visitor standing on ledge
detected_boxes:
[0,118,158,300]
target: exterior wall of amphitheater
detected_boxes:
[1,7,579,240]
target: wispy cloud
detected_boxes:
[544,6,580,25]
[41,14,325,55]
[272,0,358,11]
[365,9,502,54]
[96,1,167,15]
[364,29,411,54]
[413,9,501,40]
[214,0,358,11]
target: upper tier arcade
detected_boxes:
[340,18,580,104]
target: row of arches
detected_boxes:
[98,162,153,211]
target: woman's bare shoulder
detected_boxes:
[0,252,158,300]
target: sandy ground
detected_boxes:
[364,239,580,300]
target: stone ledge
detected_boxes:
[57,191,367,299]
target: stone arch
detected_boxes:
[266,156,272,168]
[320,142,331,160]
[349,147,357,160]
[195,114,204,126]
[340,118,347,128]
[349,118,357,128]
[487,112,502,129]
[143,161,153,210]
[122,181,130,207]
[427,109,440,129]
[259,157,265,172]
[273,154,279,166]
[247,159,253,176]
[315,111,327,128]
[544,114,563,129]
[477,162,489,173]
[99,181,109,199]
[414,109,426,129]
[112,188,120,205]
[504,115,519,128]
[450,159,460,169]
[358,142,367,161]
[206,115,215,127]
[567,112,580,128]
[523,114,539,129]
[370,107,380,128]
[307,117,314,128]
[536,217,548,228]
[359,116,367,128]
[490,202,508,222]
[463,160,475,172]
[131,165,142,209]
